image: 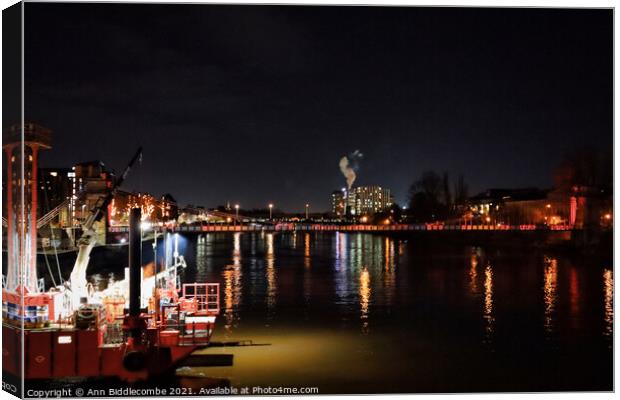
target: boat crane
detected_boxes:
[68,147,143,310]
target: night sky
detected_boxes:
[23,4,612,212]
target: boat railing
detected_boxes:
[181,283,220,315]
[157,304,215,346]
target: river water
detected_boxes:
[45,231,614,393]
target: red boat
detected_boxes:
[2,146,223,385]
[2,284,219,382]
[2,207,220,383]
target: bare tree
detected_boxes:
[453,174,469,206]
[442,172,452,209]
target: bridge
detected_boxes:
[108,223,577,234]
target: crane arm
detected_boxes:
[69,147,142,307]
[82,146,143,232]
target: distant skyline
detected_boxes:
[22,5,612,211]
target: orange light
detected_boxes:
[604,213,612,220]
[546,204,551,209]
[384,219,390,225]
[485,217,491,223]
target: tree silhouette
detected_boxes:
[407,171,469,222]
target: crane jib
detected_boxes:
[86,147,142,227]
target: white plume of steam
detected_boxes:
[339,150,363,190]
[339,157,356,189]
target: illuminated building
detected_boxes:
[74,160,115,243]
[468,187,611,227]
[160,193,179,221]
[332,186,393,217]
[469,188,548,224]
[331,189,345,216]
[38,167,75,227]
[3,122,52,293]
[349,186,393,216]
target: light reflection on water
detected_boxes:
[80,231,612,391]
[222,233,243,334]
[265,233,276,320]
[383,237,396,307]
[469,251,479,295]
[543,256,558,335]
[483,262,494,345]
[303,233,311,308]
[183,232,613,345]
[87,232,614,350]
[359,267,371,334]
[303,232,311,269]
[603,268,613,343]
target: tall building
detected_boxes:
[331,186,393,216]
[350,186,393,216]
[331,189,346,216]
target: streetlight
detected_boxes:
[269,203,274,220]
[305,203,309,220]
[234,204,239,226]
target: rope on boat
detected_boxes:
[42,243,58,288]
[40,169,64,286]
[49,224,64,284]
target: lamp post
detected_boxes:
[235,204,239,226]
[269,203,273,220]
[305,203,309,220]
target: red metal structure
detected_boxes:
[3,123,52,294]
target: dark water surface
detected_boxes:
[176,232,612,393]
[40,231,614,393]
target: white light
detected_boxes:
[58,336,72,344]
[120,238,127,244]
[140,221,152,231]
